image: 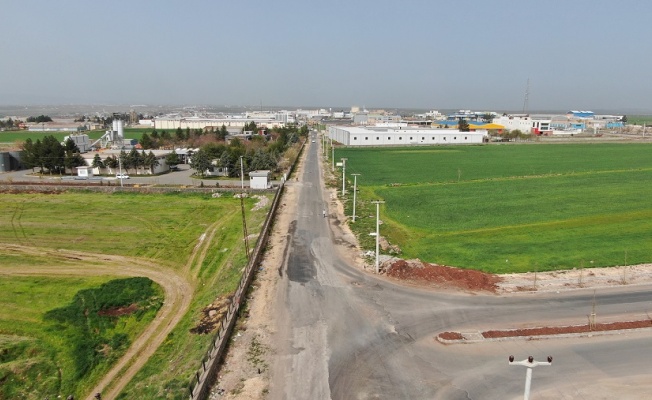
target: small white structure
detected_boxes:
[76,166,94,179]
[249,170,271,189]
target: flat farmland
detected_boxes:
[335,143,652,273]
[0,191,269,398]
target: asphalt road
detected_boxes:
[270,136,652,399]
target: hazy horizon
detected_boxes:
[3,1,652,114]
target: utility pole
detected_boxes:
[509,355,552,400]
[351,174,360,222]
[331,138,334,171]
[341,158,348,195]
[370,200,385,274]
[240,156,244,189]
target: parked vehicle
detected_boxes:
[116,173,130,179]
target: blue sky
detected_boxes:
[2,0,652,112]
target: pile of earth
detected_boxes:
[190,296,232,335]
[385,259,502,293]
[438,319,652,341]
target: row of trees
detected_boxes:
[0,118,19,129]
[90,149,160,174]
[22,136,85,175]
[26,115,53,123]
[140,125,230,149]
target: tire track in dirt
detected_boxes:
[0,243,194,400]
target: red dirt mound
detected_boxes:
[482,320,652,339]
[386,259,502,293]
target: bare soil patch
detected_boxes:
[385,259,502,293]
[190,296,232,335]
[97,303,138,317]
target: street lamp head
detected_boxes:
[509,355,514,363]
[547,356,553,363]
[528,356,534,363]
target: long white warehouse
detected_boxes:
[328,126,487,146]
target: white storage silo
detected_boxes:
[117,120,124,139]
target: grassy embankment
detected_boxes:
[0,191,268,398]
[333,143,652,273]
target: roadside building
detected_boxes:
[249,170,271,189]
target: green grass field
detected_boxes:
[333,143,652,273]
[626,115,652,126]
[0,191,269,398]
[0,275,162,398]
[0,128,147,144]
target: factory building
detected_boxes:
[153,116,286,131]
[328,126,487,146]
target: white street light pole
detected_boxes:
[509,355,552,400]
[351,174,360,222]
[341,158,348,195]
[371,200,385,274]
[240,156,244,189]
[118,150,124,188]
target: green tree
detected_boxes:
[21,138,40,171]
[219,124,228,140]
[41,135,65,174]
[165,150,180,167]
[119,150,130,172]
[92,154,105,169]
[64,152,86,175]
[143,151,159,173]
[140,133,154,149]
[190,148,211,178]
[64,138,80,154]
[104,155,118,170]
[217,150,234,177]
[128,148,143,174]
[458,119,470,132]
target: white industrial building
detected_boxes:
[153,116,286,131]
[328,126,487,146]
[493,115,535,133]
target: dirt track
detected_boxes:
[0,243,194,400]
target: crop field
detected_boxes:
[626,115,652,126]
[334,143,652,273]
[0,191,269,398]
